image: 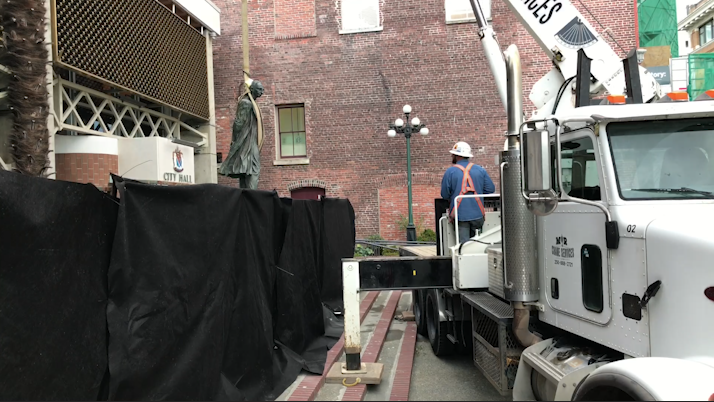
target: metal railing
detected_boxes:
[453,193,501,245]
[355,239,436,256]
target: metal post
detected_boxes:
[623,48,644,104]
[575,48,592,108]
[343,260,362,371]
[388,106,427,243]
[405,123,416,242]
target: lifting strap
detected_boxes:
[449,163,485,220]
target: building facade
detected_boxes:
[677,0,714,98]
[212,0,637,240]
[679,0,714,53]
[1,0,221,190]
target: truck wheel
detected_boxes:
[425,292,454,356]
[413,290,427,336]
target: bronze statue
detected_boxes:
[219,78,264,189]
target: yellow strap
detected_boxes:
[245,87,264,151]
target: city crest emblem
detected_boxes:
[172,147,184,173]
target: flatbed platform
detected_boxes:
[399,245,437,257]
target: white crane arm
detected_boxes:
[469,0,662,115]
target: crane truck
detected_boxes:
[335,0,714,400]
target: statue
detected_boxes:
[219,77,264,189]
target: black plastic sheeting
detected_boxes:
[0,171,118,400]
[0,170,354,401]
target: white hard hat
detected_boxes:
[449,141,473,158]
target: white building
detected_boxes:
[0,0,221,189]
[677,0,703,56]
[678,0,714,54]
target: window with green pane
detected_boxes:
[278,105,307,158]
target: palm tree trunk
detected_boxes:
[0,0,51,177]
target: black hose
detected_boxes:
[458,238,503,254]
[552,76,576,114]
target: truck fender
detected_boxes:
[572,357,714,401]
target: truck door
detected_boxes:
[540,129,612,325]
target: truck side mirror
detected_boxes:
[521,129,558,216]
[523,130,552,191]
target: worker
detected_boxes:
[441,141,496,243]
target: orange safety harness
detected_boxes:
[449,163,485,220]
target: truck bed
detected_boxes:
[399,245,437,257]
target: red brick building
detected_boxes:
[211,0,637,240]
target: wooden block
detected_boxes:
[401,311,415,321]
[325,362,384,385]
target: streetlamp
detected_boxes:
[388,104,429,242]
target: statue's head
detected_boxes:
[246,78,264,99]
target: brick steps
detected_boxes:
[280,291,417,402]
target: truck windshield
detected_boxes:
[607,117,714,200]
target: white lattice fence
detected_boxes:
[57,79,207,147]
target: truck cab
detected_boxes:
[531,100,714,357]
[426,98,714,400]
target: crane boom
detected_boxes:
[469,0,662,116]
[469,0,509,113]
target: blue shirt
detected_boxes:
[441,160,496,221]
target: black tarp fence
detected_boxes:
[0,170,355,401]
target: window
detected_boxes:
[558,136,601,201]
[340,0,381,34]
[608,117,714,200]
[581,245,603,313]
[699,19,713,45]
[445,0,491,24]
[277,105,307,159]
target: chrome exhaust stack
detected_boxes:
[500,44,542,347]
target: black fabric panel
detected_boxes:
[275,200,328,374]
[320,198,356,312]
[220,189,283,401]
[106,182,242,401]
[0,170,118,400]
[1,171,356,401]
[105,181,327,401]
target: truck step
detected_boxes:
[447,334,459,344]
[462,292,513,323]
[522,347,566,384]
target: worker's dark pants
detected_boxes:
[458,217,485,243]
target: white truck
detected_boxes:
[337,0,714,400]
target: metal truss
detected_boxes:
[55,78,208,147]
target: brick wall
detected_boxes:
[275,0,316,39]
[379,185,442,241]
[56,153,118,190]
[212,0,637,238]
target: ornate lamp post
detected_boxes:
[388,105,429,242]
